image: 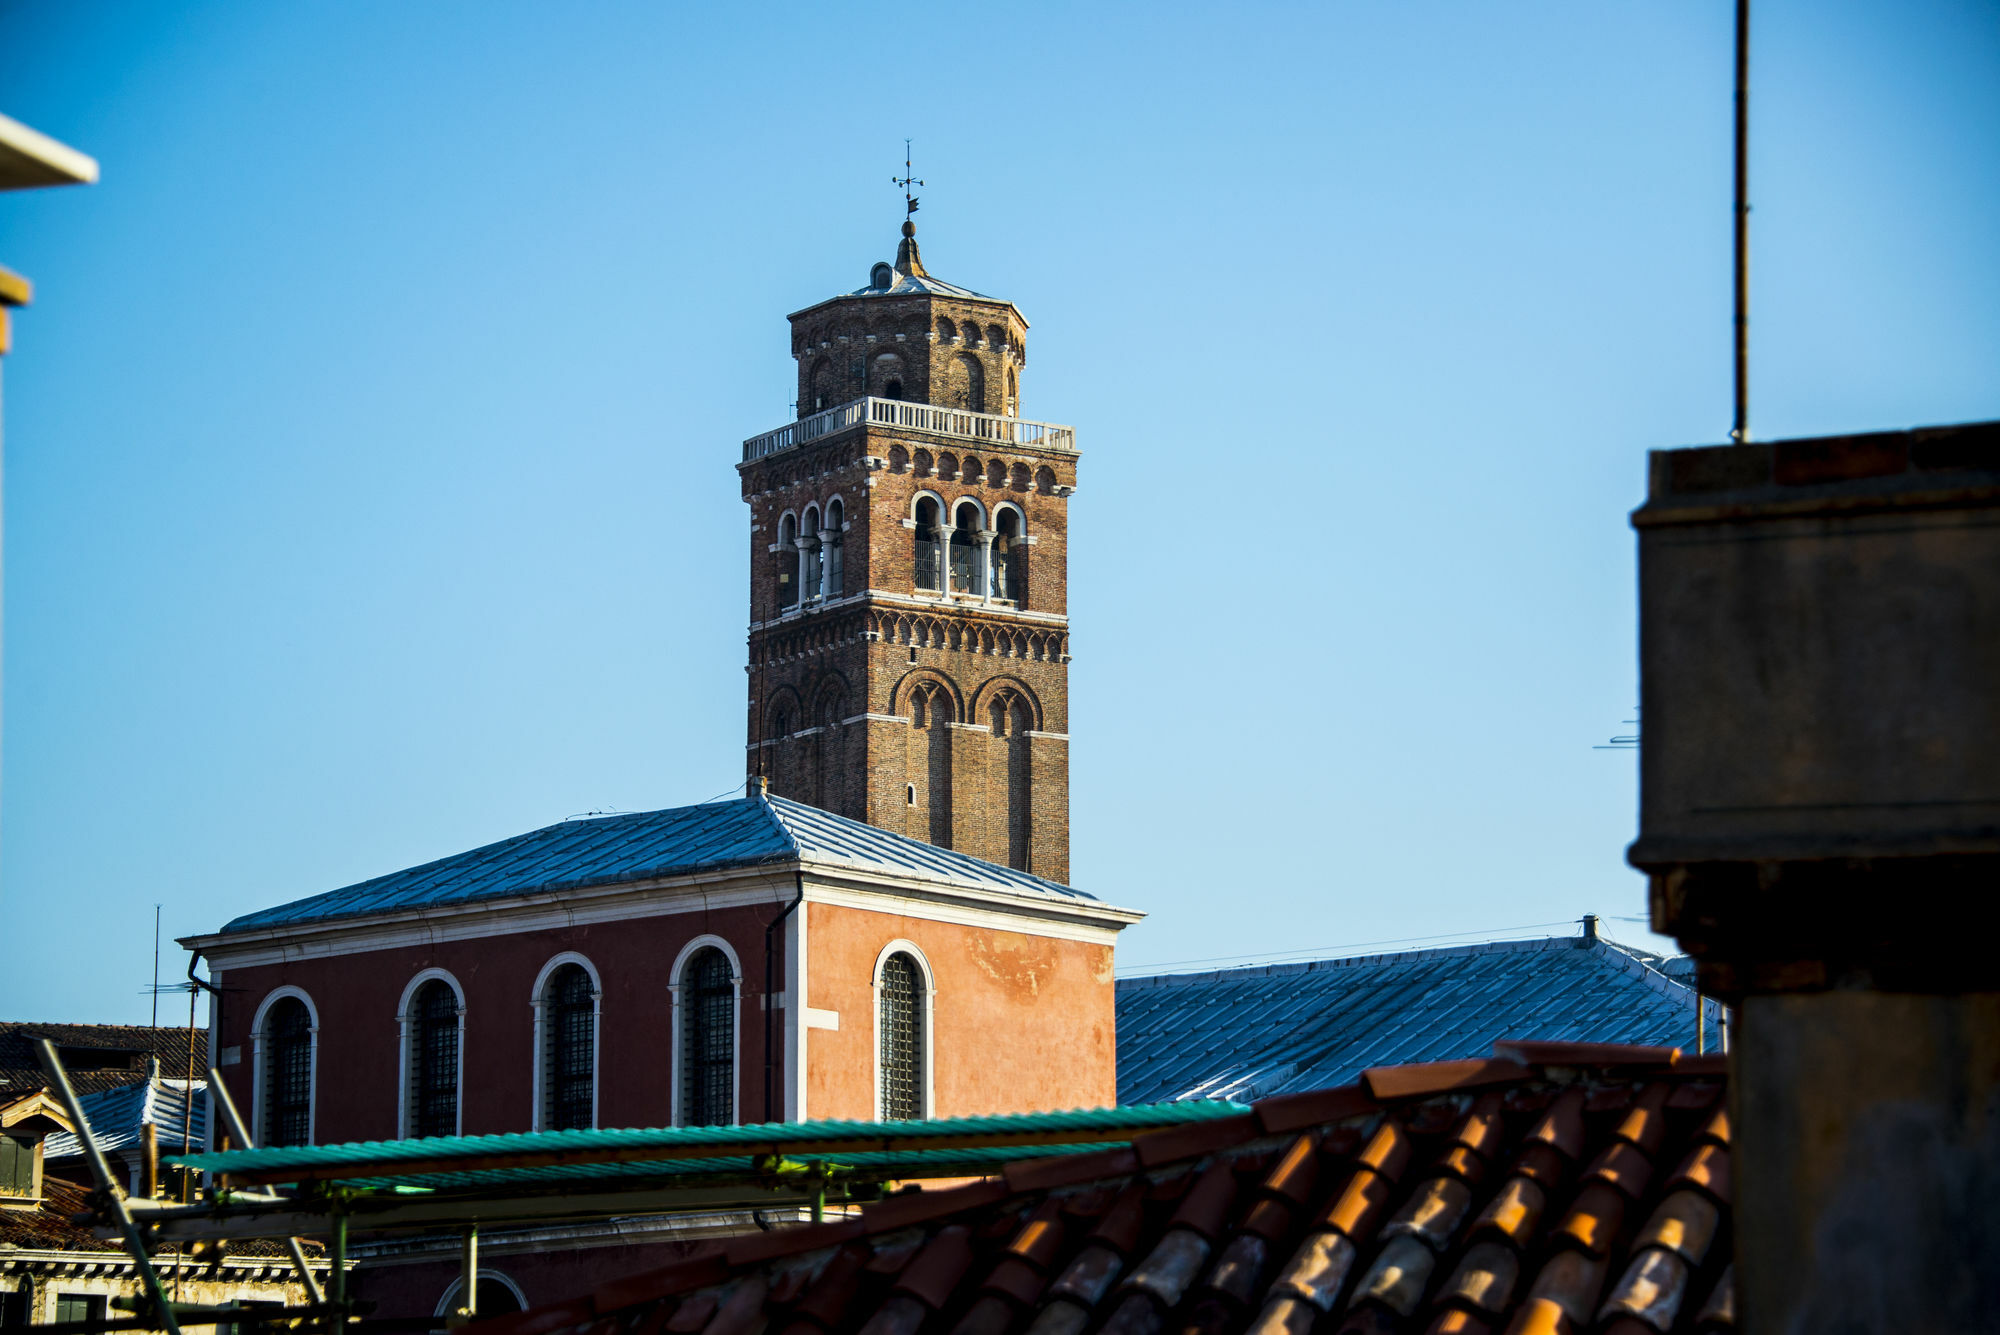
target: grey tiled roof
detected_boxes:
[218,794,1090,935]
[44,1078,206,1160]
[1115,935,1718,1104]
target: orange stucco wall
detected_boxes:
[803,900,1117,1120]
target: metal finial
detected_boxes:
[893,139,923,218]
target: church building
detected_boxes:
[745,218,1077,881]
[183,220,1129,1162]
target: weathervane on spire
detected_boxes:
[893,140,922,218]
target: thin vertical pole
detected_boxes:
[32,1040,183,1335]
[1731,0,1750,443]
[152,905,162,1028]
[459,1226,479,1320]
[208,1066,325,1305]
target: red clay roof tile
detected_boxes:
[1258,1134,1321,1205]
[1666,1143,1731,1203]
[1133,1114,1262,1168]
[1321,1169,1397,1240]
[1425,1309,1494,1335]
[1523,1089,1588,1161]
[863,1179,1012,1233]
[1469,1176,1547,1250]
[467,1048,1741,1335]
[1491,1041,1679,1069]
[1553,1181,1630,1257]
[1254,1086,1376,1136]
[1168,1160,1241,1241]
[1585,1141,1655,1200]
[1632,1190,1720,1264]
[1003,1146,1139,1194]
[1611,1083,1674,1153]
[895,1225,976,1309]
[1364,1059,1530,1102]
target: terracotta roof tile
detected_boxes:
[466,1043,1742,1335]
[1365,1060,1529,1102]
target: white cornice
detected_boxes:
[184,855,1141,971]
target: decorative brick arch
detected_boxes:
[892,668,964,722]
[970,676,1044,733]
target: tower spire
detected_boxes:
[892,140,926,277]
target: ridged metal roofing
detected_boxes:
[220,794,1090,934]
[170,1101,1247,1190]
[1116,935,1721,1104]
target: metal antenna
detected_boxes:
[1731,0,1750,443]
[152,905,162,1027]
[893,139,923,217]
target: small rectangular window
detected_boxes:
[55,1295,107,1326]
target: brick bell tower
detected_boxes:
[740,217,1077,882]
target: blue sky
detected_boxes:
[2,1,1995,1024]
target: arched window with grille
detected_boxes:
[403,976,462,1139]
[993,507,1025,603]
[258,993,315,1148]
[776,513,799,609]
[675,944,737,1127]
[538,961,597,1131]
[876,948,929,1121]
[913,497,943,591]
[823,498,845,597]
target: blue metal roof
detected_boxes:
[220,794,1090,934]
[1115,935,1720,1104]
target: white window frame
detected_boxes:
[529,952,602,1132]
[395,968,466,1140]
[668,936,743,1128]
[249,986,319,1148]
[871,940,936,1121]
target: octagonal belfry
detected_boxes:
[740,221,1078,883]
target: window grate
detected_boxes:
[879,953,924,1120]
[680,949,734,1127]
[266,998,313,1148]
[545,965,595,1130]
[410,981,459,1138]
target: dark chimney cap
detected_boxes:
[1582,914,1600,942]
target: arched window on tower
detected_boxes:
[677,947,736,1127]
[877,951,927,1120]
[1006,367,1018,417]
[261,997,314,1148]
[991,693,1035,871]
[949,502,982,595]
[908,681,954,848]
[540,964,596,1131]
[800,504,823,602]
[823,498,844,597]
[958,353,985,413]
[873,351,905,401]
[777,513,798,609]
[809,358,833,414]
[913,498,943,592]
[994,509,1025,604]
[406,979,461,1139]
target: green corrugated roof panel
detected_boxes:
[170,1101,1250,1184]
[339,1142,1123,1194]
